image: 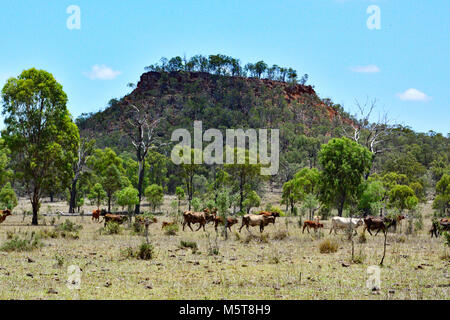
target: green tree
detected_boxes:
[224,148,262,212]
[1,68,79,225]
[191,197,202,212]
[433,174,450,216]
[116,186,139,214]
[319,138,373,216]
[88,183,106,209]
[175,186,185,212]
[145,184,164,212]
[0,182,18,210]
[389,185,418,214]
[242,190,261,214]
[358,180,385,216]
[87,148,128,212]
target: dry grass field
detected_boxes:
[0,193,448,300]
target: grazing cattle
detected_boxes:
[329,217,364,235]
[0,209,12,225]
[302,220,324,233]
[213,216,239,232]
[161,221,176,229]
[203,207,218,217]
[102,214,128,226]
[182,211,214,231]
[239,214,275,233]
[257,211,280,224]
[135,215,158,225]
[363,217,388,236]
[92,209,106,222]
[430,218,450,238]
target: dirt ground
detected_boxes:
[0,194,448,300]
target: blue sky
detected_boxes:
[0,0,448,134]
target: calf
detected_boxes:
[0,209,12,225]
[363,217,387,236]
[329,217,364,235]
[239,214,275,233]
[182,211,214,231]
[302,220,324,233]
[213,216,238,232]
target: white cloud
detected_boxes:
[397,88,431,101]
[349,65,380,73]
[83,65,121,80]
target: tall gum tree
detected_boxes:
[1,68,79,225]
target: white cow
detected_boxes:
[329,217,364,235]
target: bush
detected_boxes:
[180,240,198,252]
[57,220,83,233]
[132,221,144,235]
[137,242,154,260]
[272,230,288,240]
[164,224,179,236]
[358,232,367,243]
[100,222,122,235]
[1,232,43,252]
[319,238,338,253]
[121,242,155,260]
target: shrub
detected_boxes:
[358,232,367,243]
[57,220,83,233]
[54,253,65,267]
[164,224,179,236]
[272,230,288,240]
[319,238,338,253]
[1,232,43,252]
[132,221,144,235]
[100,222,122,235]
[121,242,155,260]
[137,242,154,260]
[180,240,198,252]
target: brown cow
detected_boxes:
[363,216,387,236]
[302,220,324,233]
[161,221,176,229]
[239,214,275,233]
[213,216,238,232]
[92,209,105,222]
[430,218,450,238]
[0,209,12,224]
[257,211,280,224]
[182,211,214,231]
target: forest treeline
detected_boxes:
[1,62,449,226]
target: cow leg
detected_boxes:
[329,226,333,234]
[182,222,186,231]
[367,228,373,236]
[188,222,194,232]
[260,225,264,233]
[375,228,381,236]
[195,223,203,231]
[239,223,244,233]
[302,225,306,234]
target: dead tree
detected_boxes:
[126,104,164,215]
[342,98,394,178]
[68,138,95,213]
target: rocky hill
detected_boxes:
[77,71,351,154]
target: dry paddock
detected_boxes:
[0,201,449,300]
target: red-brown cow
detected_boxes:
[363,216,387,236]
[302,220,324,233]
[257,211,280,224]
[182,211,214,231]
[213,216,238,232]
